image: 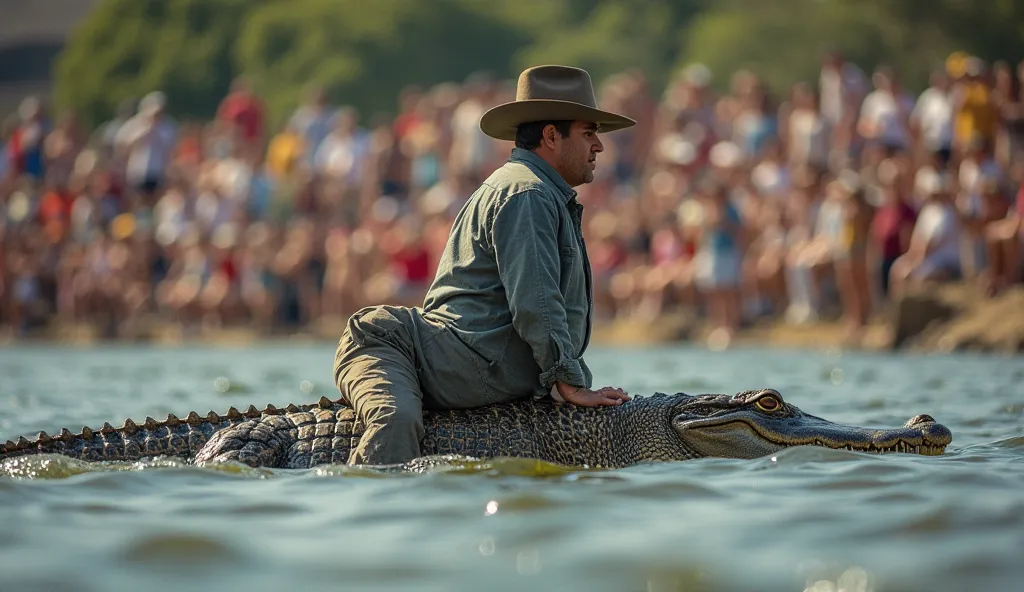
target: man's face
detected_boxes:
[554,121,604,187]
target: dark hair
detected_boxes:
[515,120,573,150]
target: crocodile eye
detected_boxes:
[754,395,780,412]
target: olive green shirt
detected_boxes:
[415,147,594,404]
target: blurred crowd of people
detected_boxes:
[2,51,1023,344]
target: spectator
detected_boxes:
[95,98,136,162]
[833,179,875,342]
[289,86,337,166]
[693,179,744,342]
[858,66,913,153]
[870,163,917,297]
[7,96,49,182]
[783,82,830,169]
[910,71,954,166]
[983,157,1024,293]
[115,91,177,201]
[217,76,266,151]
[889,168,962,294]
[952,57,998,154]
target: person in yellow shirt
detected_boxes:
[953,57,997,153]
[265,123,304,180]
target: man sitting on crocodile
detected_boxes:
[333,65,636,465]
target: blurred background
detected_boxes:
[1,0,1023,349]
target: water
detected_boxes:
[1,344,1022,592]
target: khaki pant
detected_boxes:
[334,304,535,465]
[334,306,426,465]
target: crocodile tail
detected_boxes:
[0,404,276,463]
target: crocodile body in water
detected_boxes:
[0,389,952,469]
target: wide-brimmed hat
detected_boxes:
[480,65,636,141]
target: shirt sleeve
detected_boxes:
[491,191,588,390]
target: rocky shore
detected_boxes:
[2,283,1021,355]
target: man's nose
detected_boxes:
[593,136,604,152]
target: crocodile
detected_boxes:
[0,389,952,469]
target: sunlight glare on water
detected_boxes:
[1,344,1022,591]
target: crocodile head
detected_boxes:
[671,389,952,458]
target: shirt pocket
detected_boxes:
[559,245,580,292]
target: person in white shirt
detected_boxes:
[889,168,961,295]
[910,71,953,164]
[858,66,913,152]
[819,51,868,128]
[115,91,177,198]
[313,107,370,190]
[449,73,495,182]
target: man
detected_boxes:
[217,76,265,148]
[115,91,176,199]
[334,65,635,465]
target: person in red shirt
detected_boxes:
[385,222,432,307]
[38,176,75,242]
[870,177,918,296]
[217,77,265,152]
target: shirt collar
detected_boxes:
[509,148,578,203]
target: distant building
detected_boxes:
[0,0,101,115]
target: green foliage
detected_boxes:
[53,0,1024,129]
[235,0,533,126]
[54,0,263,127]
[517,0,702,90]
[679,0,1024,95]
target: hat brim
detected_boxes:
[480,99,636,141]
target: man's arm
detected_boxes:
[490,192,629,407]
[491,191,585,389]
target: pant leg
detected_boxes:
[334,306,424,465]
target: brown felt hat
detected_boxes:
[480,65,636,141]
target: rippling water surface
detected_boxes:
[1,344,1022,591]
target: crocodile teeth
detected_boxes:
[165,414,181,426]
[318,396,333,409]
[144,417,160,429]
[100,422,115,434]
[245,405,260,418]
[286,403,300,413]
[4,440,15,450]
[263,404,278,415]
[121,419,139,434]
[58,429,74,441]
[186,412,203,425]
[36,431,51,444]
[226,407,243,420]
[80,427,94,439]
[207,411,221,423]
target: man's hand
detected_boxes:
[555,382,630,407]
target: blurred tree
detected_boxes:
[515,0,703,92]
[679,0,1024,95]
[236,0,535,127]
[53,0,1024,128]
[54,0,264,126]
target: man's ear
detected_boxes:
[543,124,559,148]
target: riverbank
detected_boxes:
[2,283,1020,354]
[592,283,1024,354]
